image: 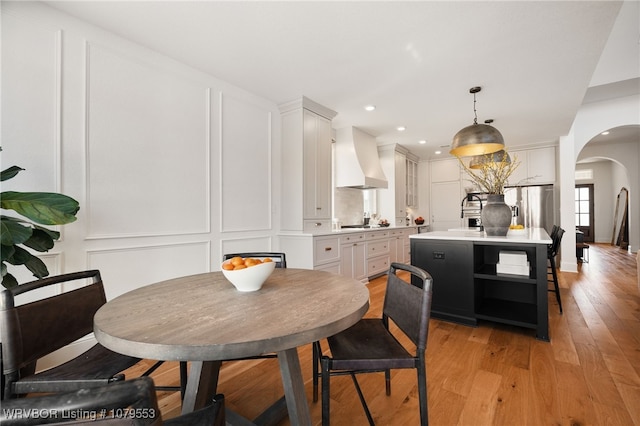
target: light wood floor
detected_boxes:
[129,243,640,425]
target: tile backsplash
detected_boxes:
[334,187,365,225]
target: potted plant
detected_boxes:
[456,150,519,236]
[1,151,80,288]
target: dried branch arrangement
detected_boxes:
[456,151,520,195]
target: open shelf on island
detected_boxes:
[475,298,537,329]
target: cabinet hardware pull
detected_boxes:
[315,222,322,227]
[316,207,322,210]
[325,247,332,251]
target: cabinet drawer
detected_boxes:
[304,220,332,234]
[314,236,340,265]
[388,228,407,237]
[366,230,390,240]
[368,255,390,277]
[340,233,365,244]
[367,240,389,257]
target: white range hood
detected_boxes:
[335,127,388,189]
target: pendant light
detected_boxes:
[450,86,504,157]
[468,149,511,169]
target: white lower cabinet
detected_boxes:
[313,235,340,272]
[389,228,417,264]
[340,233,367,283]
[280,227,419,281]
[366,230,390,278]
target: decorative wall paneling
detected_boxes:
[219,236,275,263]
[85,42,211,239]
[86,241,211,300]
[3,2,280,300]
[219,93,273,232]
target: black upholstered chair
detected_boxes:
[222,252,287,269]
[0,270,185,400]
[547,226,565,313]
[313,262,433,426]
[0,376,224,426]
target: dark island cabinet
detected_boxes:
[411,240,476,326]
[411,237,549,341]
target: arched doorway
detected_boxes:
[576,125,639,253]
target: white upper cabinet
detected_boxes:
[394,150,407,220]
[303,110,332,219]
[430,158,461,183]
[509,146,556,186]
[406,155,418,208]
[280,97,337,233]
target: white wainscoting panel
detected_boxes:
[219,236,274,264]
[2,13,60,193]
[85,42,210,238]
[219,93,272,232]
[87,241,211,300]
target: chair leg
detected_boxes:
[350,373,375,426]
[179,361,188,401]
[312,341,320,402]
[417,364,428,426]
[385,369,391,396]
[550,257,563,314]
[321,357,331,426]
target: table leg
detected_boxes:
[181,360,222,415]
[277,348,311,426]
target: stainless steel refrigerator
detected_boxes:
[503,184,555,235]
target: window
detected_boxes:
[575,169,593,180]
[575,186,590,226]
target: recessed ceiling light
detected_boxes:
[601,131,610,135]
[418,140,427,144]
[364,105,376,111]
[397,126,406,132]
[435,150,442,155]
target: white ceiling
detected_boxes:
[45,0,639,160]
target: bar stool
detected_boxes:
[547,227,565,313]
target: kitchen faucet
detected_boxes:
[461,194,484,231]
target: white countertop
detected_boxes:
[279,224,429,237]
[409,228,551,244]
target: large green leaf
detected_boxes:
[1,166,24,182]
[1,191,79,225]
[6,246,48,279]
[1,244,15,262]
[23,227,58,252]
[2,273,18,289]
[0,216,33,245]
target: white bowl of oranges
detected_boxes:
[221,256,276,292]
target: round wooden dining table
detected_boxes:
[94,268,370,425]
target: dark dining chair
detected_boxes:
[0,376,225,426]
[0,270,185,400]
[547,226,565,313]
[313,262,433,426]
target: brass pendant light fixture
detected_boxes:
[450,86,505,157]
[468,149,511,169]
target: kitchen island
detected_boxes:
[410,228,552,341]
